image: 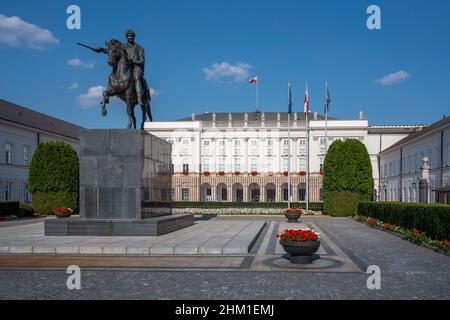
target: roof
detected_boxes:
[0,99,83,140]
[380,116,450,154]
[176,112,337,123]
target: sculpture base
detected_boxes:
[44,214,194,236]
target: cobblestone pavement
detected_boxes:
[0,217,449,300]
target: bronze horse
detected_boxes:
[101,39,152,129]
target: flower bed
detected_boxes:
[354,214,450,254]
[284,208,302,214]
[173,208,316,216]
[276,228,320,242]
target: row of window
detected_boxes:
[168,138,330,146]
[3,143,30,166]
[180,186,322,202]
[382,144,450,178]
[178,158,324,173]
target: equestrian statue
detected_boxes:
[77,29,153,129]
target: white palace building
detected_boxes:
[145,111,423,203]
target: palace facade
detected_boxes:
[379,116,450,204]
[145,111,423,203]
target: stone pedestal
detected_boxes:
[45,129,193,236]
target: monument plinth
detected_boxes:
[45,129,193,236]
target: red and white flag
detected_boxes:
[249,76,258,84]
[304,82,309,114]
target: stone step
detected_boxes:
[44,214,194,236]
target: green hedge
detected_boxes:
[31,192,78,216]
[324,191,366,217]
[19,203,35,217]
[358,201,450,240]
[0,201,20,216]
[323,139,373,216]
[29,141,79,215]
[172,201,323,211]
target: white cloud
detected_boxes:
[77,85,105,108]
[67,58,94,68]
[0,14,59,49]
[150,88,160,97]
[68,82,79,90]
[375,70,410,86]
[203,62,252,82]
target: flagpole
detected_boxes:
[325,81,328,151]
[287,83,292,209]
[305,82,310,212]
[256,78,259,112]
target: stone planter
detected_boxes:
[54,212,72,219]
[284,212,301,222]
[279,240,321,264]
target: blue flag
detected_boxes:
[325,82,331,114]
[288,83,293,114]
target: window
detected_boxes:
[182,138,189,145]
[219,158,225,171]
[283,139,289,145]
[283,185,289,202]
[250,159,258,171]
[182,188,189,201]
[319,158,324,172]
[23,146,30,166]
[298,183,306,201]
[203,140,210,146]
[251,139,257,146]
[183,164,189,173]
[234,159,241,171]
[203,159,210,171]
[5,143,12,164]
[282,158,289,171]
[166,139,174,144]
[320,137,327,145]
[267,139,274,146]
[266,160,274,172]
[219,139,226,146]
[299,158,306,171]
[234,139,241,146]
[299,139,306,145]
[170,164,174,174]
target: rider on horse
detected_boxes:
[94,29,147,106]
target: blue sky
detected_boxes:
[1,0,450,128]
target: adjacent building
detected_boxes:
[0,99,82,202]
[379,116,450,204]
[145,111,423,203]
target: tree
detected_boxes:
[323,139,373,216]
[29,141,79,215]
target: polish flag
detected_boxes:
[249,76,258,84]
[304,82,309,114]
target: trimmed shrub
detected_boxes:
[172,201,323,211]
[323,191,365,217]
[323,139,373,216]
[0,201,20,216]
[19,203,35,217]
[29,141,79,215]
[31,192,77,216]
[358,201,450,240]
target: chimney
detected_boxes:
[191,113,196,121]
[359,111,365,120]
[314,112,318,120]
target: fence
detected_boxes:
[0,178,31,204]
